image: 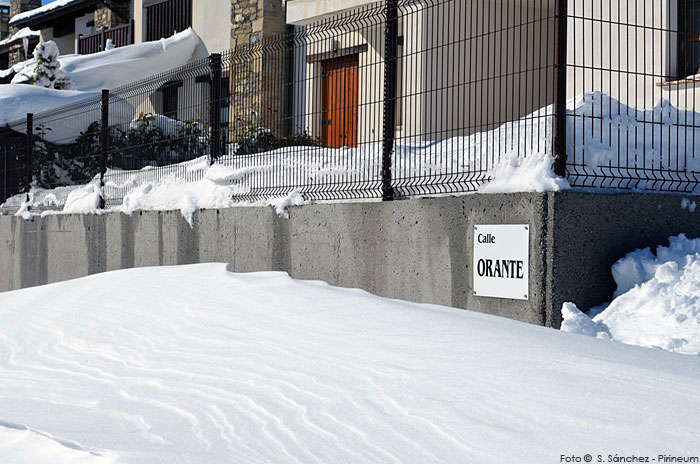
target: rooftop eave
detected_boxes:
[9,0,98,30]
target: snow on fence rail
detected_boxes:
[3,0,700,213]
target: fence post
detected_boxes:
[382,0,398,201]
[100,89,109,209]
[286,25,295,137]
[2,146,6,204]
[209,53,222,165]
[100,28,106,51]
[24,113,33,200]
[553,0,568,177]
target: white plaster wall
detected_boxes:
[133,0,144,43]
[287,0,380,26]
[41,27,75,55]
[134,0,228,57]
[567,0,700,111]
[191,0,230,56]
[74,12,94,51]
[294,0,555,145]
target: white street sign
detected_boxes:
[473,224,529,300]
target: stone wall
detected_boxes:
[1,6,10,41]
[94,0,132,32]
[9,0,41,32]
[8,0,40,65]
[229,0,288,136]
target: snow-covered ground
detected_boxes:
[0,263,699,463]
[562,234,700,356]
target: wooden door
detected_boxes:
[322,55,359,148]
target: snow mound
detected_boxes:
[0,424,117,464]
[61,182,102,214]
[562,234,700,355]
[479,151,569,193]
[1,264,699,463]
[0,29,204,127]
[119,171,245,226]
[116,164,308,225]
[567,92,700,183]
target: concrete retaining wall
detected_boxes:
[2,192,699,327]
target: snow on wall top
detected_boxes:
[9,0,82,26]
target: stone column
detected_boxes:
[229,0,288,136]
[9,0,41,65]
[95,0,132,31]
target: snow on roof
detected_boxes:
[0,27,40,48]
[0,29,204,143]
[0,0,11,7]
[9,0,85,26]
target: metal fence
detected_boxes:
[2,0,700,211]
[565,0,700,191]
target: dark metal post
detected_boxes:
[382,0,399,201]
[100,89,109,209]
[553,0,568,177]
[100,28,106,51]
[24,113,33,199]
[2,146,6,204]
[286,25,296,137]
[209,53,222,164]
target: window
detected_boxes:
[53,19,75,38]
[679,0,700,77]
[158,81,182,119]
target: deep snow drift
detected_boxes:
[562,233,700,356]
[1,264,699,463]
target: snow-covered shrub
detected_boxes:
[27,122,125,189]
[17,41,73,90]
[121,113,207,168]
[14,112,209,192]
[234,127,320,156]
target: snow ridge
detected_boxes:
[1,264,699,462]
